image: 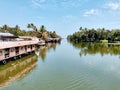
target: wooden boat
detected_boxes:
[0,41,38,64]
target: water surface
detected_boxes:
[1,40,120,90]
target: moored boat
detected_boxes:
[0,33,38,64]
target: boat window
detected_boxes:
[11,48,14,52]
[0,50,2,55]
[21,47,24,50]
[28,46,30,48]
[5,49,9,54]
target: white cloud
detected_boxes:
[60,0,81,8]
[84,9,98,17]
[31,0,82,8]
[31,0,47,8]
[105,2,120,10]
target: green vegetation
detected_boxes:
[27,23,60,39]
[100,40,108,43]
[67,27,120,42]
[68,41,120,56]
[0,24,60,39]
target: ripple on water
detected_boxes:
[62,68,105,90]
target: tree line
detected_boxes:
[0,24,60,39]
[67,27,120,42]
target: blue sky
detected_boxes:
[0,0,120,37]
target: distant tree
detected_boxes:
[40,25,46,33]
[27,23,37,32]
[2,24,10,32]
[53,31,57,38]
[79,27,82,31]
[0,24,61,38]
[67,27,120,42]
[3,24,8,30]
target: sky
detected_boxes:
[0,0,120,37]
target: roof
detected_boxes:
[0,41,38,49]
[0,32,18,38]
[19,36,39,41]
[19,36,38,39]
[0,32,14,36]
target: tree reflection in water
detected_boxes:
[0,54,37,87]
[68,40,120,57]
[36,42,60,61]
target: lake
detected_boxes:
[0,39,120,90]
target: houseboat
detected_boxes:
[45,38,61,43]
[0,33,38,64]
[19,36,46,46]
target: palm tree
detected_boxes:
[15,25,20,34]
[3,24,8,30]
[40,25,46,33]
[79,27,83,31]
[27,23,37,32]
[27,23,43,38]
[53,31,57,38]
[2,24,9,32]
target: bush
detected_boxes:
[100,40,108,43]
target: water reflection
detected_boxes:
[0,54,37,87]
[36,43,60,61]
[1,40,120,90]
[68,40,120,57]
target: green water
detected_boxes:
[0,40,120,90]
